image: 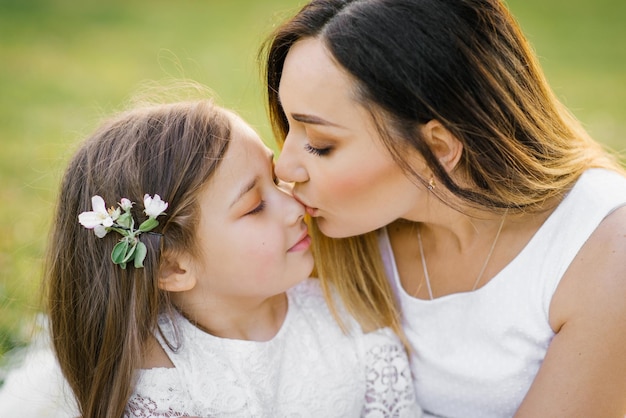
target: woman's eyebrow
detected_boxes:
[291,113,342,128]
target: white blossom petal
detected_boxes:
[144,194,168,218]
[91,195,107,214]
[143,194,151,210]
[94,225,108,238]
[79,195,115,229]
[102,216,114,227]
[119,198,133,211]
[78,211,102,229]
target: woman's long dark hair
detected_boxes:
[45,99,231,418]
[260,0,622,336]
[264,0,621,209]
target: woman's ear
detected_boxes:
[420,120,463,172]
[158,252,197,293]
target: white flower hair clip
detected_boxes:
[78,194,168,269]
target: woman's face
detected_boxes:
[276,37,422,238]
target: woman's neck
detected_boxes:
[405,195,557,252]
[174,292,289,341]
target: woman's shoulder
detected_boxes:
[550,199,626,330]
[574,168,626,200]
[569,203,626,282]
[538,168,626,251]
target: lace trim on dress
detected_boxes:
[123,368,195,418]
[124,395,191,418]
[363,329,422,417]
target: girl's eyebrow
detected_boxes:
[229,153,274,208]
[230,176,258,209]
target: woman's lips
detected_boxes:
[294,193,319,217]
[305,206,318,217]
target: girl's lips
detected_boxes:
[288,232,312,252]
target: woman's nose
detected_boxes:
[275,136,309,184]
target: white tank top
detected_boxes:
[379,168,626,418]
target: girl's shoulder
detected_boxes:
[287,278,364,334]
[127,367,192,417]
[140,335,175,369]
[287,277,325,300]
[287,278,349,318]
[287,278,405,344]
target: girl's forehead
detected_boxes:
[209,115,277,171]
[225,111,260,141]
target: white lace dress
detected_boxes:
[124,279,421,417]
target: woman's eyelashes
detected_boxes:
[304,143,332,156]
[284,120,334,156]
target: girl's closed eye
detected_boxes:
[246,200,266,216]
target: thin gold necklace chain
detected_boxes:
[416,209,509,300]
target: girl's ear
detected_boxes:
[420,119,463,172]
[158,252,197,293]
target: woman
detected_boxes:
[261,0,626,416]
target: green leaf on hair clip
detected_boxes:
[139,218,158,232]
[111,240,130,265]
[116,212,133,229]
[134,242,147,268]
[122,242,137,263]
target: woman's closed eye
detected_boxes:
[304,143,332,156]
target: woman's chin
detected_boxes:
[316,217,373,239]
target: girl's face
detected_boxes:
[276,37,422,238]
[189,113,314,304]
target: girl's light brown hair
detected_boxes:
[261,0,624,335]
[45,99,231,418]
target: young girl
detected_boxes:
[45,98,421,418]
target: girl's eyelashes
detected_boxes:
[244,163,283,216]
[304,143,332,157]
[246,200,266,216]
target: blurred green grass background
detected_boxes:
[0,0,624,368]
